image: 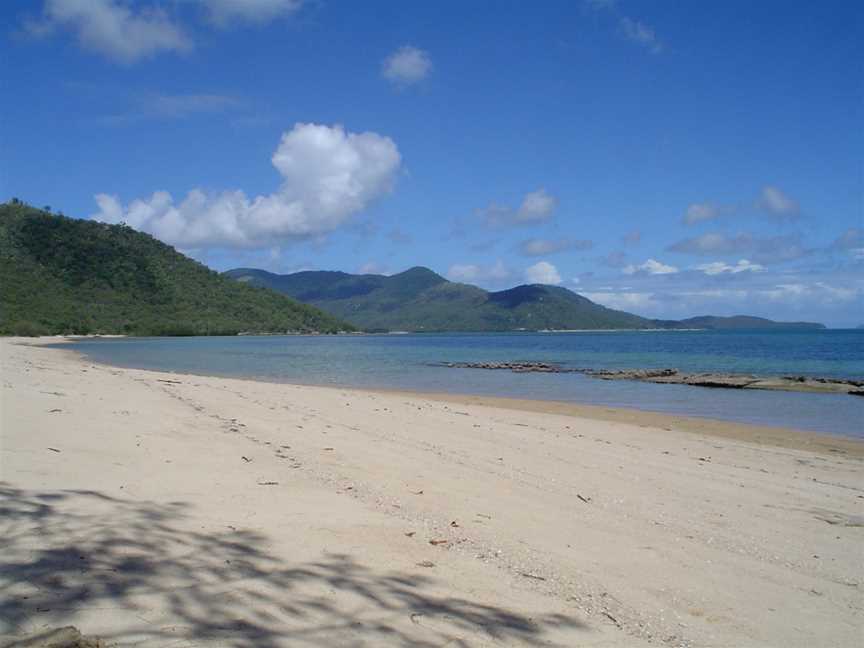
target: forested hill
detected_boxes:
[0,202,353,336]
[226,266,826,332]
[675,315,825,330]
[225,266,659,331]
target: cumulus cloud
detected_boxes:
[683,202,722,225]
[478,188,558,227]
[667,232,753,255]
[524,261,562,285]
[447,260,511,284]
[757,185,800,218]
[382,46,432,86]
[622,258,678,275]
[584,1,663,54]
[91,123,401,249]
[582,291,659,311]
[202,0,303,26]
[26,0,191,63]
[695,259,764,275]
[619,17,663,53]
[519,237,592,257]
[667,232,808,263]
[358,261,389,275]
[831,227,863,252]
[763,282,860,303]
[752,235,809,263]
[517,188,557,222]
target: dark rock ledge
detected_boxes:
[436,362,864,396]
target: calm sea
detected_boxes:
[59,330,864,438]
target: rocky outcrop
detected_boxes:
[439,362,864,395]
[584,369,864,394]
[437,362,577,373]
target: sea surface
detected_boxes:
[59,330,864,438]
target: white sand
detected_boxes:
[1,338,862,647]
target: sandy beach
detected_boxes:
[1,338,862,648]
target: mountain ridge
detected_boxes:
[225,266,826,332]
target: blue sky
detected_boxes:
[3,0,862,326]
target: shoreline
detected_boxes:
[34,336,864,454]
[3,337,863,646]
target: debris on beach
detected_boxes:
[520,572,547,581]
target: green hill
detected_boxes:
[226,267,827,332]
[676,315,825,331]
[225,266,658,331]
[0,202,353,336]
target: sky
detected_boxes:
[2,0,863,326]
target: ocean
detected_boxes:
[58,329,864,438]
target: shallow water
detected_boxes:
[60,330,864,438]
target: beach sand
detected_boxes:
[1,338,862,647]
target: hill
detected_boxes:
[0,202,353,336]
[225,266,660,331]
[676,315,825,331]
[226,267,827,332]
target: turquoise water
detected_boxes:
[60,330,864,438]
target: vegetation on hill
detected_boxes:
[226,267,827,332]
[675,315,825,330]
[0,201,353,336]
[225,267,660,331]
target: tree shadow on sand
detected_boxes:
[0,484,586,647]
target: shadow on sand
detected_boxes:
[0,483,585,647]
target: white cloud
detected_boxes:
[358,261,388,275]
[27,0,191,64]
[695,259,764,276]
[669,232,808,264]
[447,260,511,284]
[524,261,562,285]
[382,46,432,86]
[103,93,243,123]
[683,202,721,225]
[622,258,678,275]
[758,185,800,218]
[202,0,303,26]
[619,17,662,54]
[478,188,558,227]
[516,188,557,222]
[91,123,401,249]
[763,282,859,303]
[668,232,753,255]
[582,291,659,311]
[831,227,863,251]
[519,237,592,256]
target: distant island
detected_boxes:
[0,202,353,336]
[225,267,827,333]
